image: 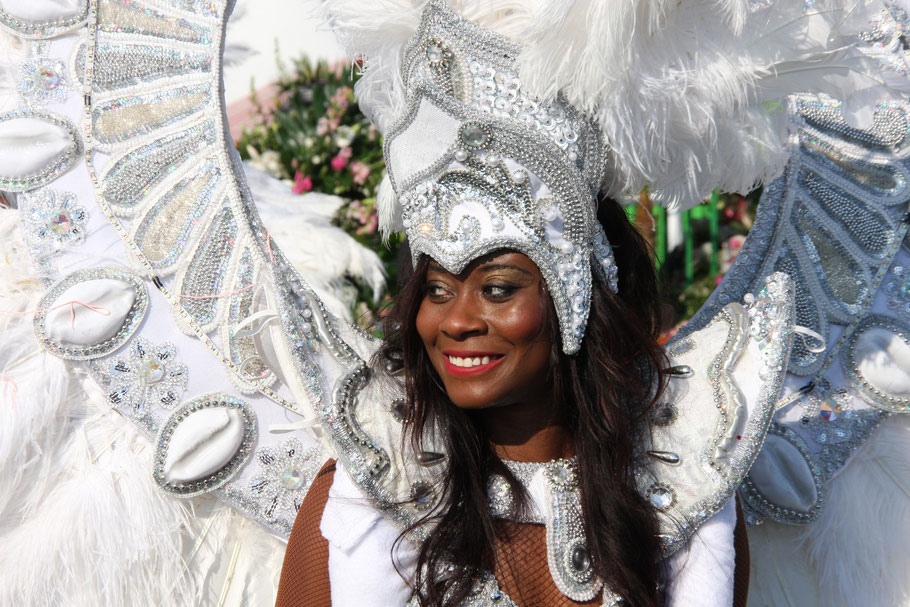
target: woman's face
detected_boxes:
[416,250,554,409]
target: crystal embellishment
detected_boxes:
[19,56,68,105]
[98,337,188,419]
[648,483,675,511]
[23,188,88,251]
[249,438,324,530]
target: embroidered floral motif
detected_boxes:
[23,189,87,252]
[18,55,69,106]
[249,438,324,529]
[99,337,188,418]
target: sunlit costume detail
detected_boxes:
[1,0,909,605]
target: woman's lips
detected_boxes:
[442,351,505,376]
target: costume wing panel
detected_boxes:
[673,1,910,549]
[0,0,396,544]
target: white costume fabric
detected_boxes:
[321,465,737,607]
[0,0,909,605]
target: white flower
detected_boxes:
[333,125,356,148]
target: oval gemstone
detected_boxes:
[49,209,74,235]
[426,43,444,62]
[140,358,165,383]
[280,467,304,491]
[461,124,487,147]
[571,545,591,572]
[649,486,674,510]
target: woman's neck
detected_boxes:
[479,400,574,462]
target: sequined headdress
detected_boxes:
[385,1,616,354]
[326,0,885,353]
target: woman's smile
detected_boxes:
[442,350,505,375]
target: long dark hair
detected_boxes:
[378,196,667,606]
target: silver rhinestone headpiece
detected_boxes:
[384,0,618,354]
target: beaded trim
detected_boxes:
[153,393,257,498]
[0,2,89,39]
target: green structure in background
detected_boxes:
[625,187,721,288]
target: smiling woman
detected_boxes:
[418,252,553,411]
[276,197,752,607]
[374,197,671,606]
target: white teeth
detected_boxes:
[448,355,497,368]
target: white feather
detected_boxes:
[0,209,287,606]
[377,171,403,239]
[748,415,910,606]
[314,0,890,209]
[243,162,387,310]
[0,28,25,114]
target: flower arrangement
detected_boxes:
[237,57,399,330]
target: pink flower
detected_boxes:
[349,161,371,185]
[356,214,378,236]
[339,146,353,160]
[331,154,348,171]
[292,171,313,194]
[316,116,330,136]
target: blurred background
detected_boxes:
[223,2,759,341]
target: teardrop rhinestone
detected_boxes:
[571,545,591,572]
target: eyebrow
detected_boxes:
[427,261,532,276]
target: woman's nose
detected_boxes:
[439,294,486,339]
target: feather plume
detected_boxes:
[315,0,890,209]
[0,209,286,606]
[376,171,403,238]
[244,163,387,307]
[0,27,25,114]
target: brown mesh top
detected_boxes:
[275,460,335,607]
[275,463,750,607]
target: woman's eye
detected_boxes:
[484,284,517,299]
[424,283,450,299]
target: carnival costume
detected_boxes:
[0,0,909,605]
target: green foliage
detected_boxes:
[236,57,397,330]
